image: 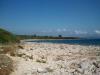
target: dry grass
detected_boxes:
[0,44,20,56]
[0,54,13,75]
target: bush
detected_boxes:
[0,28,19,43]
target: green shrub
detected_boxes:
[0,28,19,43]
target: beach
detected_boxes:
[8,42,100,75]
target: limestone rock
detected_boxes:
[37,68,48,73]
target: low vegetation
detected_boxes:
[0,54,13,75]
[0,28,18,75]
[0,28,19,43]
[0,44,19,56]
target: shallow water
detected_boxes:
[27,39,100,46]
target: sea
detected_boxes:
[28,39,100,46]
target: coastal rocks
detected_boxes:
[69,63,81,69]
[67,59,100,75]
[80,60,92,70]
[76,68,84,74]
[9,43,100,75]
[68,62,83,74]
[80,60,97,74]
[68,68,76,73]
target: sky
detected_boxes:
[0,0,100,37]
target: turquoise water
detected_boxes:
[28,39,100,46]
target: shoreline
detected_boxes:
[20,38,81,42]
[20,39,100,46]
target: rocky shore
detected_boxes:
[9,42,100,75]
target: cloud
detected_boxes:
[95,30,100,34]
[74,30,87,34]
[56,28,67,32]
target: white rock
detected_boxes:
[84,70,92,75]
[10,43,100,75]
[89,64,96,72]
[37,68,48,73]
[80,60,91,70]
[68,69,76,73]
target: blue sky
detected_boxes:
[0,0,100,37]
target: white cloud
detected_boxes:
[74,30,87,34]
[95,30,100,34]
[56,28,67,32]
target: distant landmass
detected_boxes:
[16,35,80,40]
[0,28,80,43]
